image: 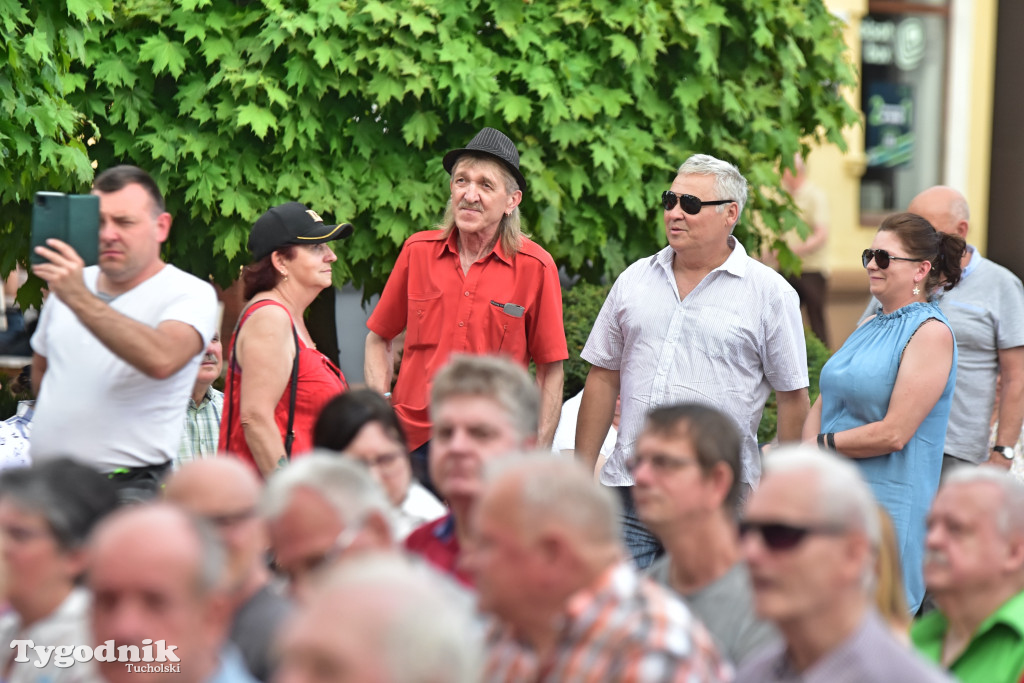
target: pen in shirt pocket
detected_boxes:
[491,300,525,318]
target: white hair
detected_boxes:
[762,445,881,548]
[484,453,622,545]
[320,554,482,683]
[261,452,394,536]
[762,446,881,592]
[942,466,1024,535]
[677,153,749,219]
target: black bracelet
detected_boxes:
[817,433,826,448]
[827,432,837,451]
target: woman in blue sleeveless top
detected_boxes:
[805,213,966,613]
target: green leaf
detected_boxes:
[401,110,441,148]
[138,32,189,78]
[236,103,278,139]
[495,92,532,124]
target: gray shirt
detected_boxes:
[859,248,1024,463]
[735,610,951,682]
[648,557,779,666]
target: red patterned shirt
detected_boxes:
[484,562,732,682]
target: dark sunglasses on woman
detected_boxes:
[861,248,925,269]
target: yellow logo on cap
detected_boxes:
[305,209,323,223]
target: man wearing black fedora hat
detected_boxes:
[365,127,567,489]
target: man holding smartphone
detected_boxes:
[29,165,217,500]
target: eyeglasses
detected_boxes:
[738,520,846,551]
[661,191,736,215]
[861,249,924,269]
[624,452,698,474]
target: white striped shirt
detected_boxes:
[582,238,808,487]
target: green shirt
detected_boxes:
[912,591,1024,683]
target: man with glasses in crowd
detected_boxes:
[634,404,778,665]
[576,153,809,568]
[735,446,948,681]
[262,454,397,600]
[164,459,290,682]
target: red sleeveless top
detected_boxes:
[218,300,347,476]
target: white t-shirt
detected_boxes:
[551,389,618,459]
[395,481,447,541]
[30,264,217,470]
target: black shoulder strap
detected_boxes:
[223,300,301,459]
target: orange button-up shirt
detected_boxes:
[367,229,567,449]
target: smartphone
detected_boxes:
[30,192,100,266]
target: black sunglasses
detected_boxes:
[739,520,845,551]
[661,191,735,215]
[861,248,925,270]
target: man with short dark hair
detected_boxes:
[912,468,1024,681]
[365,128,567,486]
[635,404,778,665]
[30,165,217,499]
[736,447,948,681]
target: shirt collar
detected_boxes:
[961,244,980,279]
[15,400,34,420]
[441,229,512,266]
[654,235,749,278]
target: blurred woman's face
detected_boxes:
[345,422,412,507]
[0,500,80,614]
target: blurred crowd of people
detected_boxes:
[2,126,1024,683]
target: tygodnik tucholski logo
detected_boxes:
[10,639,181,672]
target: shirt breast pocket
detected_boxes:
[407,291,443,351]
[490,305,527,361]
[693,310,743,359]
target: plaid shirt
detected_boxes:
[484,562,732,683]
[176,387,223,466]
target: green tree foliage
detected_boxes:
[2,0,856,299]
[0,0,110,307]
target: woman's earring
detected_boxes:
[913,284,921,296]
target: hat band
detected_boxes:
[295,224,344,240]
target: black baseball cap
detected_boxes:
[248,202,353,261]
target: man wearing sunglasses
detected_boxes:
[736,446,949,682]
[577,153,810,568]
[859,186,1024,476]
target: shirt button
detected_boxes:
[458,321,465,327]
[464,291,470,296]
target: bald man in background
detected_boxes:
[165,459,290,681]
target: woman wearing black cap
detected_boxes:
[218,202,351,477]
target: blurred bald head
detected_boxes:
[89,504,228,683]
[164,459,265,593]
[908,186,970,240]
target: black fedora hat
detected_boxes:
[249,202,353,261]
[442,127,527,193]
